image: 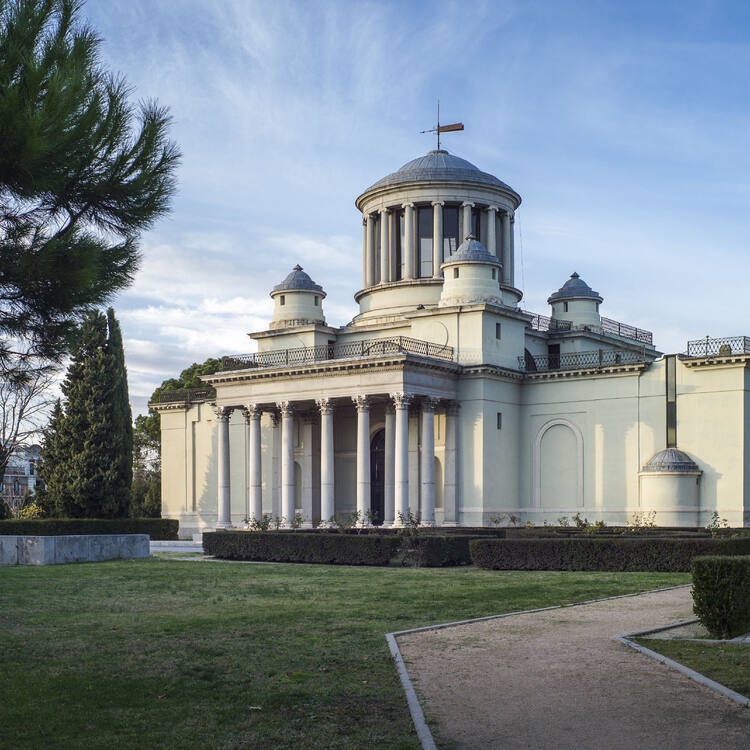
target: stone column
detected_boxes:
[509,210,515,286]
[301,413,314,527]
[487,206,498,256]
[389,210,398,281]
[317,399,335,525]
[214,406,232,528]
[501,210,512,285]
[353,395,371,525]
[271,411,281,520]
[403,203,415,280]
[420,398,437,526]
[380,208,390,284]
[462,201,474,240]
[392,393,412,525]
[383,405,395,527]
[244,404,262,523]
[443,401,458,526]
[361,218,367,289]
[278,401,295,528]
[432,200,444,278]
[366,214,376,287]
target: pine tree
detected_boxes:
[41,309,133,517]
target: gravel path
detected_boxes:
[398,587,750,749]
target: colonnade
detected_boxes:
[362,203,514,288]
[212,394,458,529]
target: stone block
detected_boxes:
[17,536,55,566]
[0,536,18,566]
[116,534,149,559]
[89,535,117,562]
[54,535,90,565]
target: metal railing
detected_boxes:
[518,348,647,372]
[525,312,572,332]
[685,336,750,358]
[600,316,653,345]
[524,310,653,345]
[220,336,454,371]
[155,388,215,404]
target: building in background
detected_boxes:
[1,444,43,512]
[154,148,750,537]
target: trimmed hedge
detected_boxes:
[692,556,750,638]
[469,537,750,572]
[402,535,477,567]
[0,518,178,540]
[204,531,402,566]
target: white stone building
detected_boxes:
[156,149,750,537]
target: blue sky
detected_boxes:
[81,0,750,414]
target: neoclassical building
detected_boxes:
[156,148,750,537]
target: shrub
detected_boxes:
[204,531,402,566]
[0,518,178,540]
[692,556,750,638]
[399,535,477,567]
[469,537,750,572]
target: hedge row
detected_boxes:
[692,556,750,639]
[204,531,402,565]
[204,531,481,567]
[469,537,750,572]
[0,518,178,540]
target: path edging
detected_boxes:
[385,583,691,750]
[616,620,750,708]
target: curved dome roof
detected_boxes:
[643,448,700,473]
[548,272,603,304]
[272,265,324,294]
[363,149,515,193]
[442,235,500,265]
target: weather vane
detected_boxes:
[420,100,464,150]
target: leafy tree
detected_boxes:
[0,0,180,381]
[40,308,132,517]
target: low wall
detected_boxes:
[0,534,150,566]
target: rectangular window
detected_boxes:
[666,355,677,448]
[472,207,481,241]
[548,343,560,370]
[497,412,502,430]
[495,322,501,339]
[280,295,285,306]
[373,215,381,284]
[564,301,569,312]
[491,268,496,280]
[417,206,433,278]
[443,205,459,257]
[453,267,459,279]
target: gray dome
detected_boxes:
[548,272,602,304]
[272,265,324,294]
[442,235,500,265]
[643,448,700,473]
[363,149,516,193]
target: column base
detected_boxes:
[214,522,233,530]
[440,521,459,527]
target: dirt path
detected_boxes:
[398,587,750,749]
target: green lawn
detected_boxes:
[633,638,750,699]
[0,560,688,750]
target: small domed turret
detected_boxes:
[548,272,602,328]
[270,265,326,329]
[439,235,502,307]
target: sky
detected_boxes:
[79,0,750,415]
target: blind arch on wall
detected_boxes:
[532,418,584,508]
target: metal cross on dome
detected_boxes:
[420,101,464,150]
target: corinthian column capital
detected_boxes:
[390,392,414,410]
[213,406,231,421]
[316,398,336,416]
[352,395,371,412]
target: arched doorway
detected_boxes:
[370,429,385,525]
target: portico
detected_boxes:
[205,350,459,528]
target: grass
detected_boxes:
[632,638,750,699]
[0,560,688,750]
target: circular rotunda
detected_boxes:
[354,149,522,320]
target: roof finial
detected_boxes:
[420,100,464,151]
[293,264,303,271]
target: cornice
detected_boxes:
[522,362,651,381]
[680,354,750,369]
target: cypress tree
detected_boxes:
[41,309,133,517]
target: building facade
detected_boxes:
[156,149,750,537]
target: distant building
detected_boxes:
[1,444,43,511]
[154,147,750,538]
